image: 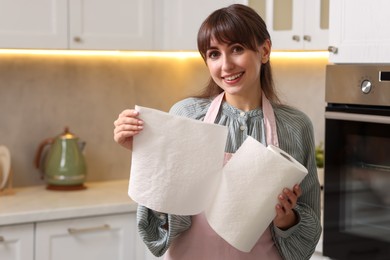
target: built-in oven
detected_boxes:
[323,64,390,260]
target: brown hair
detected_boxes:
[196,4,280,104]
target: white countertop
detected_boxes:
[0,179,137,226]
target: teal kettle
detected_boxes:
[35,127,87,190]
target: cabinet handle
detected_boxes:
[292,35,300,42]
[328,46,338,54]
[0,236,4,242]
[73,36,82,43]
[68,224,111,234]
[303,35,311,42]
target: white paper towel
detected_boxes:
[129,105,228,215]
[205,136,308,252]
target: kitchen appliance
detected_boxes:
[0,145,12,194]
[323,64,390,260]
[35,127,87,190]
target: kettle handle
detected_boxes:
[34,138,54,179]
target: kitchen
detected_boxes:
[0,1,389,259]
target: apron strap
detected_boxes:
[204,91,279,147]
[204,92,225,124]
[262,94,279,147]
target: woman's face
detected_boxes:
[205,38,270,99]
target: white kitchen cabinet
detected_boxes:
[0,0,68,49]
[68,0,153,50]
[328,0,390,63]
[250,0,329,50]
[0,0,153,50]
[156,0,246,50]
[0,224,34,260]
[35,213,138,260]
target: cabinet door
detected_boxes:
[0,0,67,49]
[304,0,329,50]
[0,224,34,260]
[158,0,247,50]
[263,0,328,50]
[35,213,138,260]
[265,0,305,50]
[329,0,390,63]
[68,0,154,50]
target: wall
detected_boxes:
[0,52,327,188]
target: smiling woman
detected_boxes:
[113,4,321,260]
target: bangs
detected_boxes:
[197,9,258,60]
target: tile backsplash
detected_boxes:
[0,53,327,187]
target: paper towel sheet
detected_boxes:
[205,136,308,252]
[129,105,228,215]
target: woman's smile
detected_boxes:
[222,72,244,83]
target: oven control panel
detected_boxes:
[326,64,390,107]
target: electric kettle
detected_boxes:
[35,127,87,190]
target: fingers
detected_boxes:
[113,109,144,149]
[277,184,301,213]
[273,184,301,229]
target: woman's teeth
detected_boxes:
[224,73,243,81]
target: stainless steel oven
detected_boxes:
[323,64,390,260]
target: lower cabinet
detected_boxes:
[1,213,160,260]
[0,224,34,260]
[36,213,138,260]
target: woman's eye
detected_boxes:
[208,51,220,59]
[232,45,244,53]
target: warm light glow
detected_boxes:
[0,49,329,60]
[271,51,329,60]
[0,49,201,58]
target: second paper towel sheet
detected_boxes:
[129,105,308,252]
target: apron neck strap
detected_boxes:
[204,92,279,147]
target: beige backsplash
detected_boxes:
[0,53,327,187]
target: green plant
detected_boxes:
[315,142,324,168]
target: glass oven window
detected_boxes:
[344,133,390,243]
[325,115,390,250]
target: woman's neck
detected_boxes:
[224,91,262,111]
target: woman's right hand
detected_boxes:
[113,109,144,150]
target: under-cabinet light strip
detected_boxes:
[0,49,329,59]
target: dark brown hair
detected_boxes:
[196,4,279,104]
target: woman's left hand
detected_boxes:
[273,184,302,230]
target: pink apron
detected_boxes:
[165,92,282,260]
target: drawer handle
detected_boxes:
[303,35,311,42]
[73,36,82,43]
[292,35,300,42]
[328,46,338,54]
[0,236,4,242]
[68,224,111,234]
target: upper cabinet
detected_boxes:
[0,0,68,49]
[156,0,246,50]
[0,0,244,51]
[68,0,153,50]
[0,0,153,50]
[249,0,329,50]
[328,0,390,64]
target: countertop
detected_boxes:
[0,179,137,226]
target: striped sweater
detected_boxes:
[137,97,322,260]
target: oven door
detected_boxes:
[324,107,390,260]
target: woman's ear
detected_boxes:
[260,39,271,64]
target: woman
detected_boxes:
[113,4,321,260]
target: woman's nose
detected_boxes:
[222,55,234,71]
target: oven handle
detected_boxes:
[325,111,390,124]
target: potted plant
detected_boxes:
[315,142,324,188]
